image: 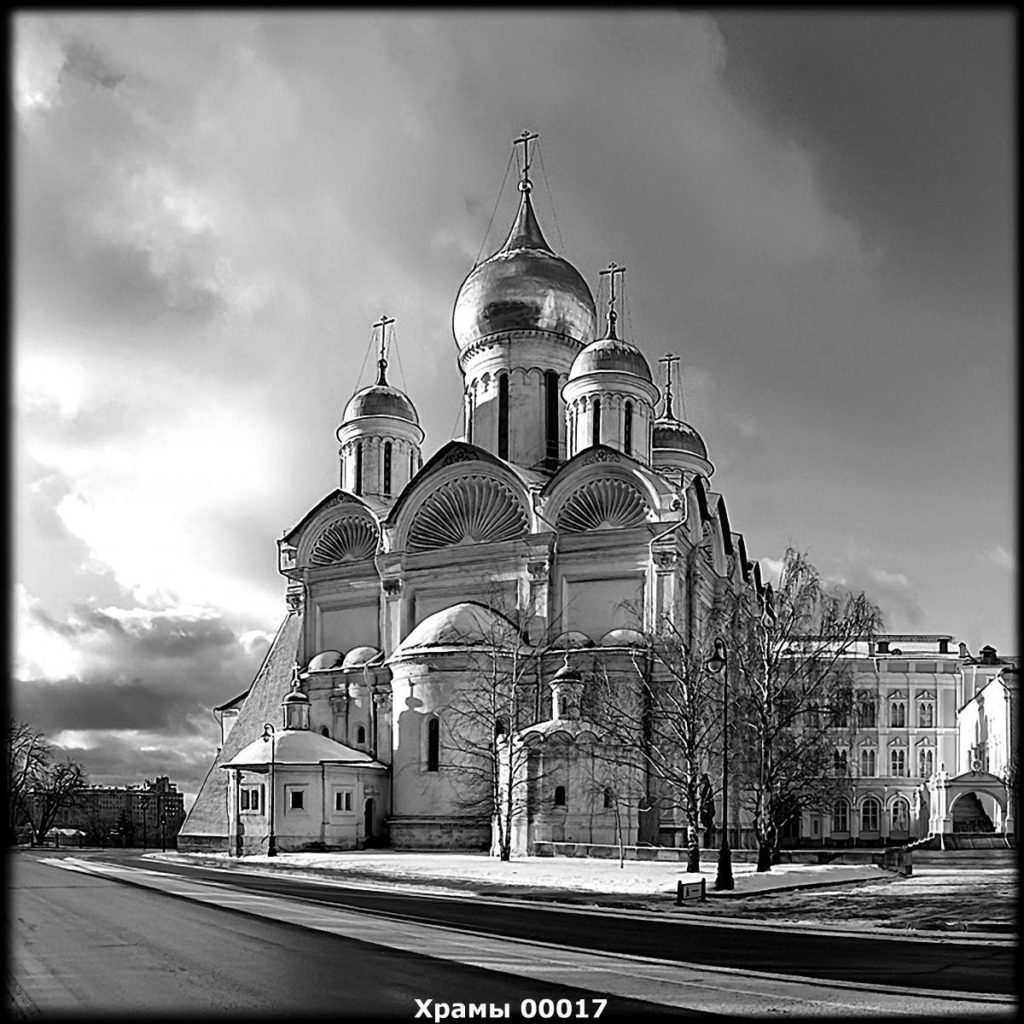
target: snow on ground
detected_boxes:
[162,850,886,897]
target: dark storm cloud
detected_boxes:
[14,603,270,734]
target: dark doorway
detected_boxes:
[364,798,376,847]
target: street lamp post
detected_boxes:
[262,723,277,857]
[706,637,734,891]
[160,812,167,853]
[140,796,149,850]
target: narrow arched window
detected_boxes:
[623,401,633,457]
[426,717,440,772]
[592,399,601,447]
[383,441,392,497]
[409,449,415,479]
[356,725,366,745]
[354,442,363,496]
[554,785,566,807]
[498,373,509,459]
[603,788,614,809]
[832,799,849,833]
[320,726,330,738]
[494,716,508,740]
[861,797,880,832]
[545,370,559,464]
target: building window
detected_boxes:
[861,797,880,833]
[603,788,614,809]
[623,401,633,457]
[410,449,416,478]
[334,790,353,813]
[356,725,366,745]
[833,749,848,774]
[545,370,559,463]
[383,441,392,497]
[890,701,906,728]
[426,717,440,772]
[240,785,263,813]
[918,747,934,778]
[857,700,876,729]
[832,799,849,833]
[498,373,509,459]
[890,748,906,777]
[494,716,508,740]
[289,789,305,811]
[354,442,363,496]
[860,748,876,777]
[592,399,601,447]
[890,797,910,833]
[554,785,566,807]
[917,701,934,728]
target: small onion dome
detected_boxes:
[549,630,595,650]
[341,645,383,669]
[342,382,419,425]
[568,337,653,382]
[453,187,597,351]
[307,650,342,671]
[652,418,708,459]
[550,660,584,685]
[598,627,647,647]
[282,687,310,705]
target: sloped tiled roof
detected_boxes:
[178,611,301,841]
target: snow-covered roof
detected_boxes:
[221,729,388,770]
[391,602,526,658]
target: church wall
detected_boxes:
[388,652,496,849]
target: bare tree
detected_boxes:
[439,598,556,861]
[7,719,88,846]
[590,614,723,873]
[728,548,882,871]
[6,719,47,842]
[24,759,88,846]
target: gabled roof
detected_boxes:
[214,688,251,713]
[281,489,378,545]
[384,440,543,528]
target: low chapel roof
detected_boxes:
[222,729,388,770]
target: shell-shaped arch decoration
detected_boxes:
[407,475,529,552]
[556,479,649,533]
[309,515,379,566]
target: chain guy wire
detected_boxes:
[536,145,566,253]
[473,148,515,269]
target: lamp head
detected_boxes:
[706,637,727,674]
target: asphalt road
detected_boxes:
[8,852,694,1020]
[110,851,1014,996]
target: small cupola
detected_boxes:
[650,352,714,486]
[337,316,424,504]
[549,656,586,721]
[281,665,311,731]
[563,263,659,462]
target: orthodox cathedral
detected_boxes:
[179,140,1016,856]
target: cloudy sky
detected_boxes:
[14,11,1014,807]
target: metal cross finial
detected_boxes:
[599,262,626,338]
[513,130,539,192]
[373,314,395,385]
[659,352,680,419]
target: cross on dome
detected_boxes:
[513,129,539,193]
[599,262,626,339]
[659,352,680,420]
[373,314,395,385]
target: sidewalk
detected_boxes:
[152,849,1016,937]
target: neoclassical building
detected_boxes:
[178,147,1015,855]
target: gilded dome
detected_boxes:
[342,383,419,425]
[453,189,597,351]
[568,337,653,382]
[652,418,708,459]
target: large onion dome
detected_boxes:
[453,183,597,351]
